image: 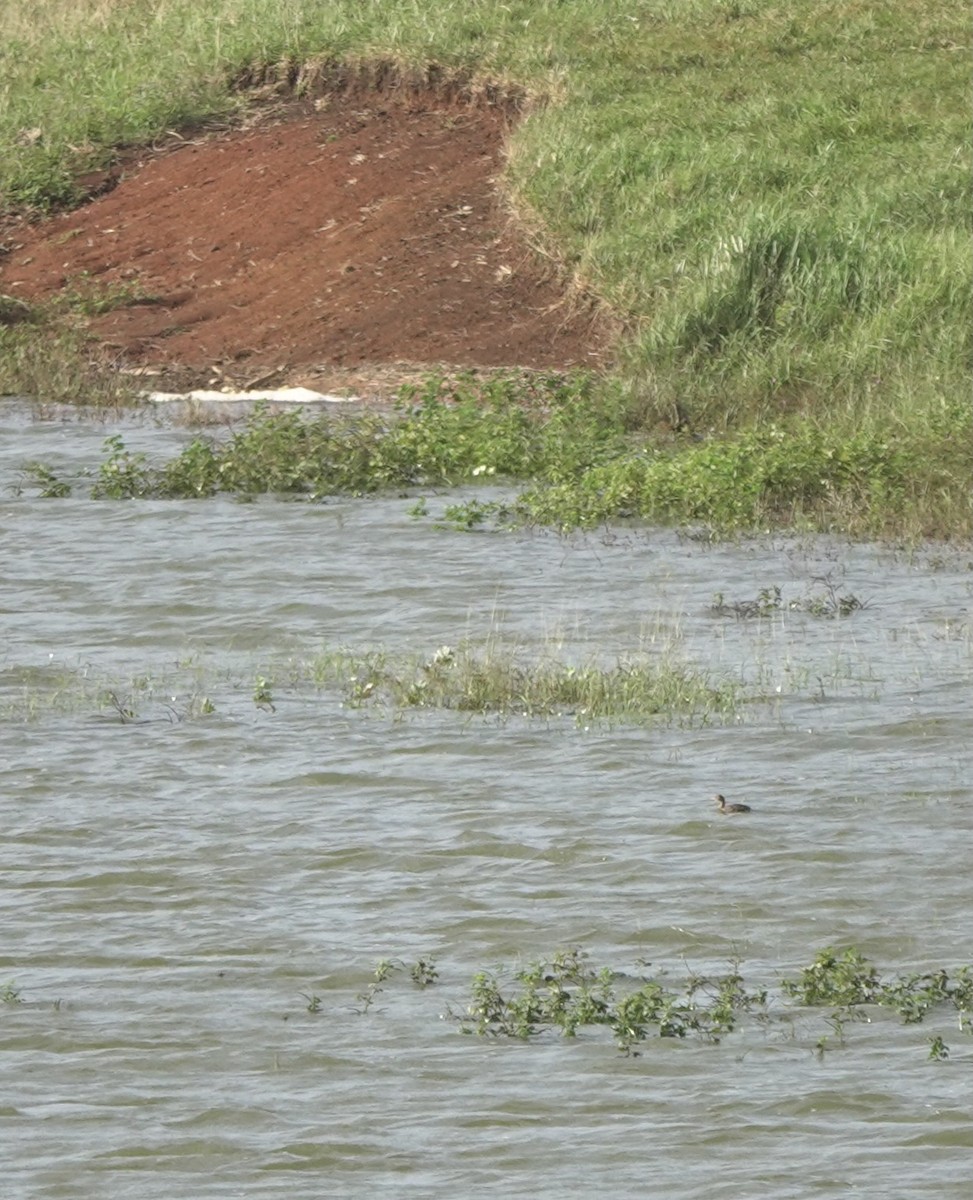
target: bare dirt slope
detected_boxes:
[1,88,608,392]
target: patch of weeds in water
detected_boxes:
[90,434,153,499]
[45,372,623,500]
[513,414,973,540]
[1,310,141,408]
[710,585,787,619]
[410,958,439,988]
[102,689,138,724]
[359,959,397,1013]
[710,571,869,621]
[813,1005,871,1056]
[928,1035,949,1061]
[173,694,216,720]
[802,572,869,618]
[1,657,224,725]
[19,461,72,498]
[781,947,973,1059]
[252,675,276,713]
[452,949,769,1053]
[450,947,973,1058]
[307,639,738,727]
[780,946,883,1006]
[4,640,740,729]
[439,498,506,532]
[1,982,24,1004]
[351,957,435,1015]
[21,368,970,538]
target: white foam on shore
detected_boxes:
[145,387,358,405]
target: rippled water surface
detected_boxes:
[2,406,971,1198]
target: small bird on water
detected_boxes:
[713,793,751,814]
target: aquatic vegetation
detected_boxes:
[21,460,72,499]
[781,947,973,1057]
[458,949,772,1051]
[352,958,438,1016]
[0,634,740,728]
[0,657,220,724]
[452,947,972,1058]
[781,947,973,1023]
[508,412,972,539]
[252,674,276,713]
[307,639,739,726]
[11,947,971,1060]
[23,372,623,499]
[710,575,869,620]
[0,317,141,408]
[22,376,971,539]
[286,945,973,1060]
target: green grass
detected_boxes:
[2,0,970,536]
[510,397,972,538]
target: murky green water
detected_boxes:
[2,406,971,1197]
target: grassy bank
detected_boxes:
[2,1,970,537]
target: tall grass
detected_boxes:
[1,0,969,532]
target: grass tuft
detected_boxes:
[307,638,739,725]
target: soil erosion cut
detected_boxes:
[1,71,608,391]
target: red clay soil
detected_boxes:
[0,89,608,393]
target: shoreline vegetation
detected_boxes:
[19,373,970,540]
[2,0,970,540]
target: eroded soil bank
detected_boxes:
[1,81,608,394]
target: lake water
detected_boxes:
[2,404,971,1198]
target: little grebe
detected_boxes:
[714,793,751,814]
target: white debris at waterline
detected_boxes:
[145,387,358,406]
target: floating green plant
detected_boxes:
[449,946,972,1058]
[352,958,438,1015]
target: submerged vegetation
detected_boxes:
[2,0,970,538]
